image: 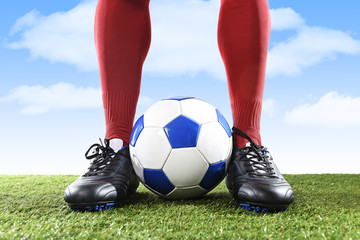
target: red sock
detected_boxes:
[217,0,270,148]
[95,0,151,145]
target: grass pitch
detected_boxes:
[0,174,359,239]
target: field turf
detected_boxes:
[0,174,359,239]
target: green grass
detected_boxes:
[0,175,359,239]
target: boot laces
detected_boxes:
[83,139,116,176]
[232,127,277,178]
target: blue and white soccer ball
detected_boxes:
[129,97,233,199]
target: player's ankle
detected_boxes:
[109,138,124,152]
[233,128,261,148]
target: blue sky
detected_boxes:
[1,0,360,174]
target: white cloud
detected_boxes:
[0,82,157,115]
[144,0,224,78]
[9,10,42,36]
[270,8,305,31]
[267,26,360,77]
[7,1,360,78]
[262,98,278,117]
[138,96,156,107]
[8,1,97,71]
[7,0,224,76]
[0,82,102,114]
[284,91,360,127]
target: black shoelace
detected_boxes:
[83,139,116,177]
[232,127,277,178]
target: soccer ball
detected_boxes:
[129,97,233,199]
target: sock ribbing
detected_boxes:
[232,98,262,147]
[103,92,138,145]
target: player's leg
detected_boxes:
[218,0,268,148]
[218,0,294,212]
[64,0,151,211]
[98,0,151,148]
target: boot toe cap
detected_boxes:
[64,179,119,204]
[236,182,294,208]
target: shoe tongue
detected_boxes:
[109,138,123,152]
[244,143,269,174]
[245,142,261,152]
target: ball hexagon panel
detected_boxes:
[144,169,175,195]
[163,148,209,187]
[143,100,181,127]
[130,153,145,183]
[199,160,226,190]
[180,98,218,124]
[132,127,171,169]
[165,186,208,199]
[164,115,200,148]
[197,122,232,164]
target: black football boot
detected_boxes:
[64,139,139,211]
[226,127,294,213]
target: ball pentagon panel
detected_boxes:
[216,109,232,137]
[130,115,144,147]
[144,169,175,195]
[199,160,226,190]
[164,115,200,149]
